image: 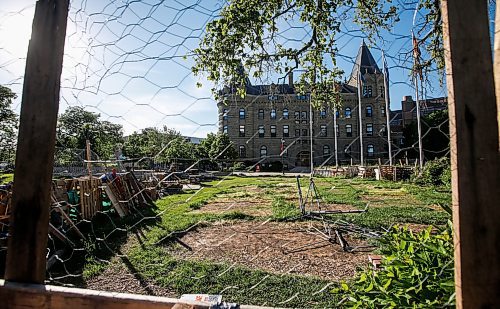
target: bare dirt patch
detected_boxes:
[86,257,176,297]
[169,220,371,281]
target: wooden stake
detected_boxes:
[86,139,92,178]
[442,0,500,307]
[5,0,69,284]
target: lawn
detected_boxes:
[50,175,450,308]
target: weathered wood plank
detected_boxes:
[0,280,277,309]
[0,280,207,309]
[441,0,500,307]
[5,0,69,283]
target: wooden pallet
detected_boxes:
[76,177,102,220]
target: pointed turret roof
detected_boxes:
[347,40,381,87]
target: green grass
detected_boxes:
[0,173,13,184]
[69,175,452,307]
[127,245,339,308]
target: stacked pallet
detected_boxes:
[103,172,154,218]
[378,165,414,181]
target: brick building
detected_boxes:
[218,42,397,169]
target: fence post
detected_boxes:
[5,0,69,283]
[441,0,500,307]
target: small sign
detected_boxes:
[180,294,222,304]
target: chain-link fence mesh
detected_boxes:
[0,0,455,307]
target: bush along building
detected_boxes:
[218,41,400,171]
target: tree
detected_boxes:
[57,106,124,160]
[0,85,18,163]
[122,126,185,161]
[192,0,448,106]
[208,133,238,161]
[403,109,449,160]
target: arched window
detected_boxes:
[323,145,330,157]
[239,108,245,119]
[346,124,352,137]
[320,108,327,118]
[258,109,264,119]
[366,105,373,117]
[283,108,289,119]
[381,106,386,116]
[367,144,374,157]
[258,125,265,138]
[223,125,228,134]
[270,109,276,119]
[223,108,228,120]
[239,145,246,158]
[345,107,351,118]
[260,145,267,157]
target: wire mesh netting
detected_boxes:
[0,0,456,307]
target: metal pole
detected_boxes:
[309,95,314,177]
[414,77,424,170]
[357,72,364,166]
[333,107,338,168]
[412,32,424,170]
[281,138,285,175]
[382,51,393,166]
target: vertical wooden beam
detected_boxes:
[494,4,500,143]
[5,0,69,283]
[441,0,500,307]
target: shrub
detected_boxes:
[414,157,451,187]
[334,223,455,308]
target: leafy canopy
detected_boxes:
[193,0,410,107]
[0,85,18,162]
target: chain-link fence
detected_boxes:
[0,0,458,307]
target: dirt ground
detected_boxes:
[86,257,176,297]
[169,220,371,281]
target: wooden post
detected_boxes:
[5,0,69,283]
[86,139,92,177]
[442,0,500,307]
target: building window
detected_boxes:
[295,129,300,137]
[381,106,386,116]
[223,125,228,134]
[260,145,267,157]
[259,125,265,138]
[270,125,277,137]
[302,129,308,136]
[380,86,384,98]
[320,108,327,119]
[323,145,330,157]
[268,95,278,101]
[270,109,276,119]
[345,107,351,118]
[239,108,245,119]
[320,125,327,137]
[366,123,373,136]
[283,125,289,137]
[223,108,228,120]
[258,109,264,120]
[296,94,307,100]
[366,105,373,117]
[367,144,374,157]
[239,125,245,137]
[283,108,289,119]
[346,124,352,137]
[363,85,373,97]
[239,145,246,158]
[301,111,307,121]
[294,111,300,124]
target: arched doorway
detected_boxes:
[295,151,310,167]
